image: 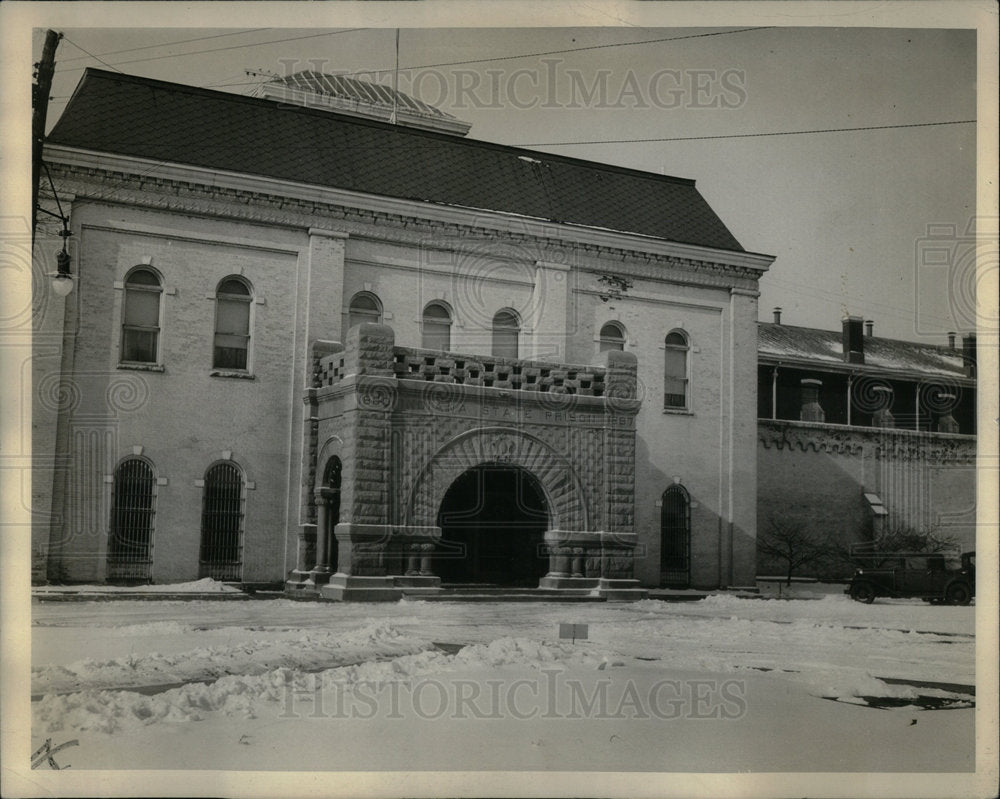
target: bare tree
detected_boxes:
[758,515,828,586]
[832,523,959,570]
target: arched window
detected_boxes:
[664,330,689,409]
[348,292,382,329]
[492,309,520,358]
[213,277,253,370]
[660,484,691,588]
[199,462,245,581]
[599,321,626,353]
[107,457,156,582]
[422,302,452,351]
[121,268,162,364]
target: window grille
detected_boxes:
[199,462,244,581]
[422,302,452,351]
[107,458,155,582]
[492,309,520,358]
[121,268,162,364]
[599,322,626,352]
[214,277,252,370]
[660,485,691,588]
[664,330,689,409]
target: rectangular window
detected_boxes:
[122,289,160,363]
[214,298,250,369]
[663,347,688,408]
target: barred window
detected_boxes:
[121,268,162,364]
[199,462,244,581]
[107,457,155,582]
[492,309,520,358]
[599,321,626,353]
[213,278,252,370]
[422,302,452,351]
[664,330,689,409]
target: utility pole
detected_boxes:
[32,29,62,244]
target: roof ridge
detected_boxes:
[758,321,963,353]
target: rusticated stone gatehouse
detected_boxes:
[286,324,645,600]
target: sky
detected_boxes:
[29,21,980,345]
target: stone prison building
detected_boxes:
[32,68,974,598]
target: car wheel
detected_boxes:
[850,583,876,604]
[946,583,971,606]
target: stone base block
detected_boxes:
[308,569,333,586]
[284,570,319,597]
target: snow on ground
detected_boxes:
[29,593,976,772]
[33,577,241,593]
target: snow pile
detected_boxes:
[34,636,613,735]
[32,621,432,694]
[35,578,241,593]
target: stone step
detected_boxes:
[402,591,606,603]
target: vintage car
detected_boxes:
[846,551,975,605]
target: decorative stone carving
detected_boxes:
[759,419,975,463]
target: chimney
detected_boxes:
[773,307,782,324]
[962,334,976,378]
[842,316,865,364]
[799,378,825,422]
[864,319,874,337]
[947,331,956,349]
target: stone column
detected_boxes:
[405,545,420,576]
[313,490,331,573]
[547,545,571,578]
[418,542,436,576]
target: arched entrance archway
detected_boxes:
[436,464,548,586]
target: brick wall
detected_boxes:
[757,419,976,578]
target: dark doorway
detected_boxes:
[436,464,548,586]
[660,484,691,588]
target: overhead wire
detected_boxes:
[56,29,272,64]
[54,28,368,73]
[338,26,775,76]
[518,120,976,147]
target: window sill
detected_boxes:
[662,407,693,416]
[118,362,165,373]
[210,370,255,380]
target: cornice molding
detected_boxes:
[758,419,976,462]
[44,144,773,280]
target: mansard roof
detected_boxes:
[47,68,745,253]
[758,322,970,380]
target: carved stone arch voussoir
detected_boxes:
[405,426,589,530]
[316,435,346,488]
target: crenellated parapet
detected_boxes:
[758,418,976,463]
